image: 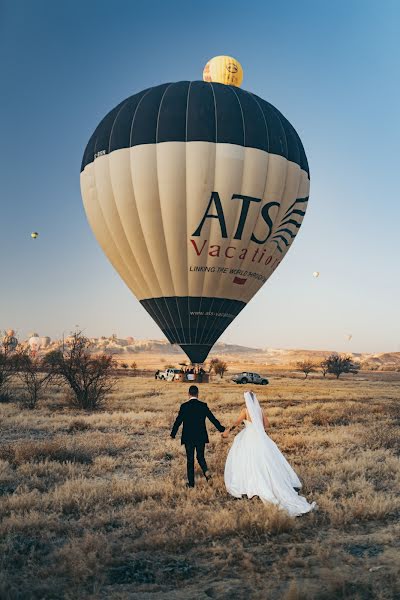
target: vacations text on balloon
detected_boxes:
[189,191,306,283]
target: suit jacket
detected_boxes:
[170,398,225,445]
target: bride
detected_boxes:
[223,390,316,517]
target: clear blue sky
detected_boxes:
[1,0,399,353]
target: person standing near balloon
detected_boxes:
[170,385,226,488]
[223,390,316,517]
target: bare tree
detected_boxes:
[208,358,220,374]
[296,360,317,379]
[325,353,360,379]
[15,348,53,409]
[214,360,228,379]
[320,359,329,377]
[130,361,137,375]
[44,332,117,410]
[0,333,17,401]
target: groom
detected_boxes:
[170,385,225,488]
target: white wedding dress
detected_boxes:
[224,392,316,517]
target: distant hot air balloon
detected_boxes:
[313,271,320,278]
[80,61,310,364]
[31,232,39,239]
[346,333,353,341]
[28,335,40,354]
[40,336,51,348]
[203,55,243,87]
[3,330,18,352]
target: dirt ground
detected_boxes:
[1,371,399,599]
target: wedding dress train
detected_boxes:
[224,392,316,517]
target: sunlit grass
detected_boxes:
[1,373,399,599]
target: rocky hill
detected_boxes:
[33,336,400,371]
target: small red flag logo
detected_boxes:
[233,276,247,285]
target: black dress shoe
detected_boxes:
[293,487,301,493]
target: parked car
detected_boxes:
[156,368,182,381]
[231,371,269,385]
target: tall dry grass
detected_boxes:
[0,374,399,599]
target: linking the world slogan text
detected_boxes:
[189,265,267,283]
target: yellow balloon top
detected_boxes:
[203,56,243,87]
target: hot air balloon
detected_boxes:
[346,333,352,341]
[313,271,320,278]
[3,330,18,352]
[28,335,41,354]
[80,61,310,364]
[40,336,51,348]
[31,232,39,239]
[203,55,243,87]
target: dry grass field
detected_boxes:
[1,372,400,599]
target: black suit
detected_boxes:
[171,397,225,486]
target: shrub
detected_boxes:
[130,361,138,376]
[325,353,360,379]
[0,390,14,403]
[67,419,92,433]
[320,358,329,377]
[15,348,53,409]
[361,424,400,452]
[208,358,220,374]
[296,360,317,379]
[44,332,117,410]
[0,439,93,465]
[0,333,17,399]
[214,360,228,378]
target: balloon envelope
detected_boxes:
[3,333,18,351]
[203,56,243,87]
[313,271,320,278]
[80,81,310,363]
[29,336,40,351]
[40,336,51,348]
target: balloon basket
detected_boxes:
[174,370,209,384]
